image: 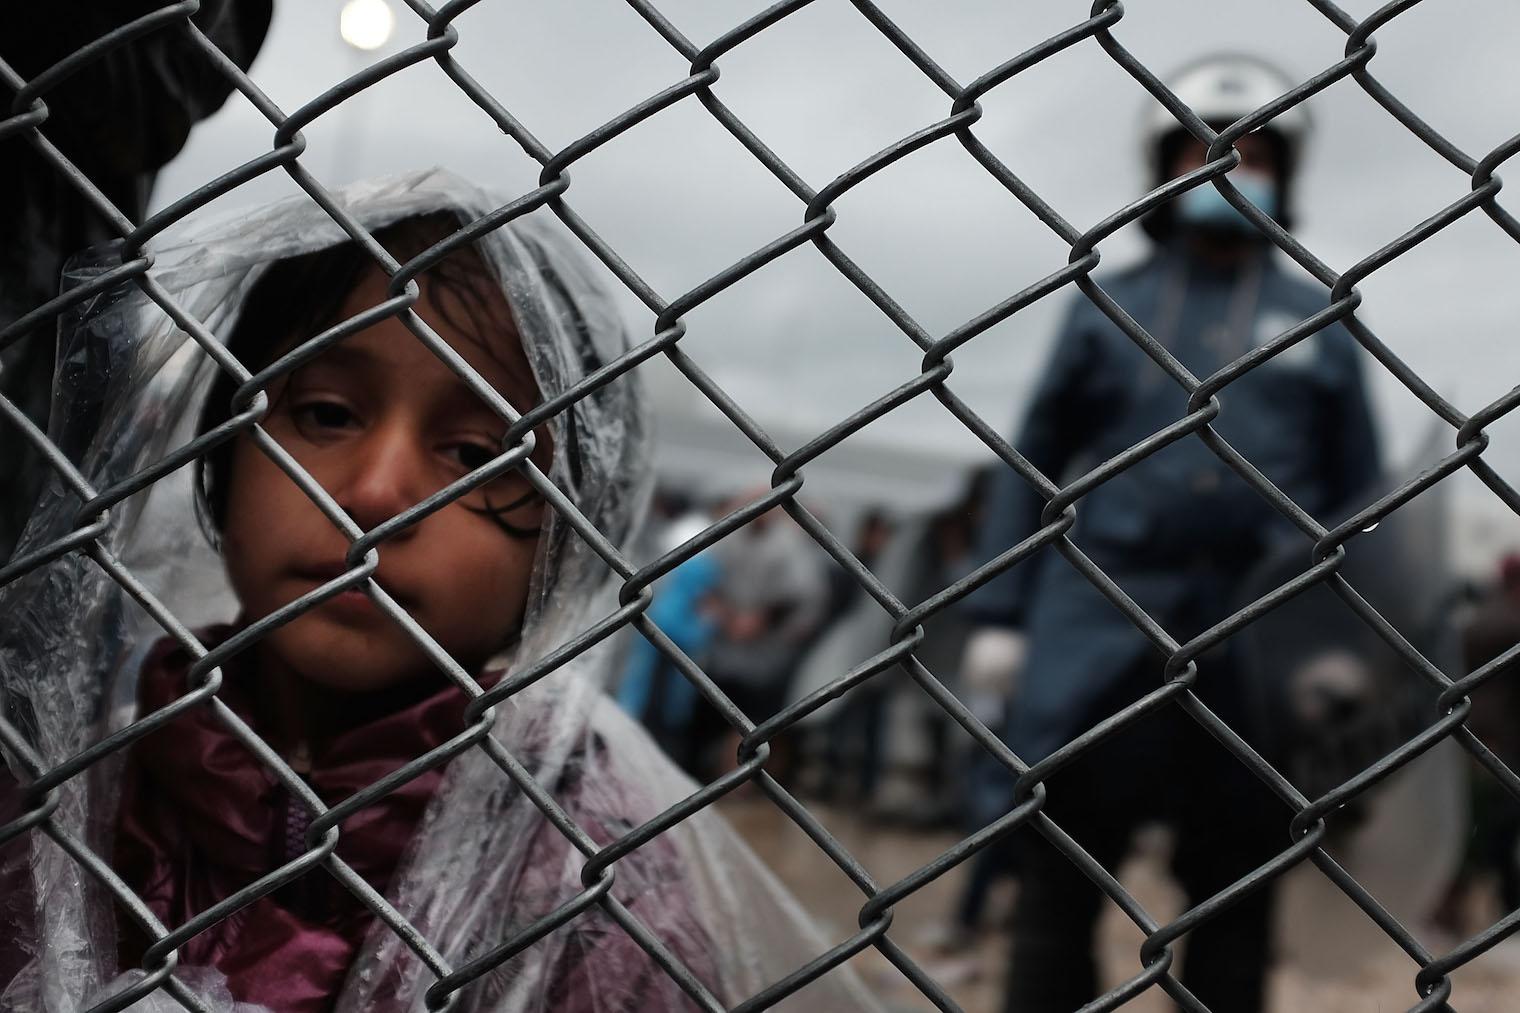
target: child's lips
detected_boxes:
[293,563,418,613]
[326,586,383,620]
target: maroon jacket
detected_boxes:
[2,634,719,1011]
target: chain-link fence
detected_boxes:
[4,1,1520,1010]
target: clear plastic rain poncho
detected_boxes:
[0,169,880,1012]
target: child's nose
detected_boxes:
[334,425,427,534]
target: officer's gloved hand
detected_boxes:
[958,627,1028,728]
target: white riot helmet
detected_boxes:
[1140,54,1311,239]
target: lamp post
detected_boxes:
[333,0,394,181]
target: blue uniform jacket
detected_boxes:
[967,244,1380,765]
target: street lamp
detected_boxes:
[333,0,394,181]
[339,0,395,52]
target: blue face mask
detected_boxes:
[1176,168,1280,235]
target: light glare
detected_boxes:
[339,0,395,52]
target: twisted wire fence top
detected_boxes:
[3,1,1520,1010]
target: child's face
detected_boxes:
[220,264,545,692]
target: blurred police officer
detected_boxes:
[967,56,1380,1012]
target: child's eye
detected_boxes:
[294,400,358,432]
[446,440,500,473]
[296,401,355,428]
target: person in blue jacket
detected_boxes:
[971,56,1381,1012]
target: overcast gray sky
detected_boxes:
[153,0,1520,566]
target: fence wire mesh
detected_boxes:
[3,1,1520,1010]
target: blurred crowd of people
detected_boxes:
[615,480,988,813]
[614,476,1520,1009]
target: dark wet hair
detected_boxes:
[194,211,546,542]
